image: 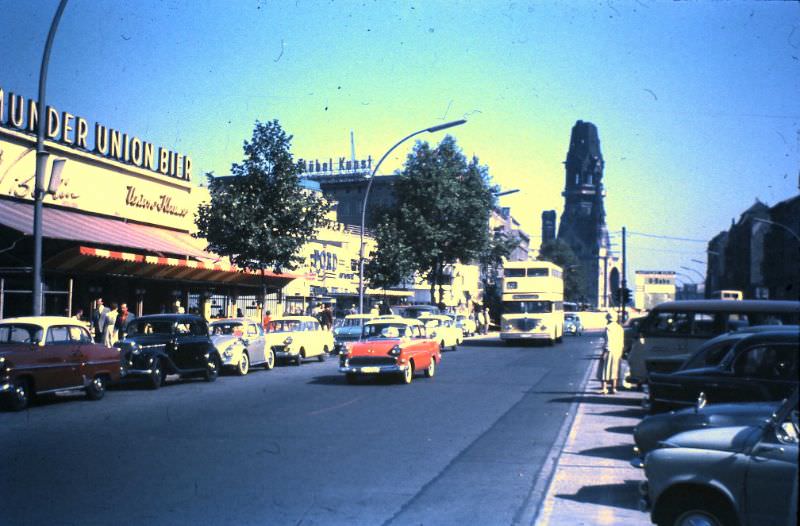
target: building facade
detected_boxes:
[634,271,677,310]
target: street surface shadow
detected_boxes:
[598,408,646,419]
[605,425,636,435]
[575,444,633,461]
[556,480,643,511]
[547,395,643,407]
[307,374,400,386]
[459,338,506,348]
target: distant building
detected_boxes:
[635,271,677,310]
[541,210,556,244]
[556,120,621,308]
[706,195,799,300]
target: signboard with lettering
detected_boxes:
[299,155,373,177]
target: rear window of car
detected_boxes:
[268,320,301,332]
[128,320,174,336]
[210,323,243,336]
[0,324,44,344]
[682,340,737,370]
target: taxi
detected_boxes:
[339,318,441,384]
[332,313,376,355]
[418,314,462,351]
[264,316,334,365]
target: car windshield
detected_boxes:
[0,324,44,344]
[503,301,553,314]
[565,314,578,321]
[127,320,174,336]
[342,318,367,327]
[210,322,243,336]
[268,320,301,333]
[363,323,407,339]
[681,340,738,370]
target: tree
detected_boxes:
[195,120,330,311]
[537,239,586,302]
[377,136,495,305]
[365,215,416,293]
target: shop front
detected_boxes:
[0,94,296,321]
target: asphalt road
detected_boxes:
[1,334,600,526]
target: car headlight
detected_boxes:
[224,349,233,358]
[284,337,293,345]
[389,345,402,356]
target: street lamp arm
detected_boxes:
[680,266,705,282]
[753,217,800,243]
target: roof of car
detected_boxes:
[699,325,800,348]
[650,299,800,313]
[365,318,423,327]
[272,316,318,322]
[0,316,87,328]
[210,318,257,324]
[344,314,376,320]
[418,314,451,320]
[136,314,206,322]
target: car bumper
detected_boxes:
[339,364,408,375]
[500,332,551,340]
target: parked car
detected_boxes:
[209,318,275,375]
[564,312,583,336]
[264,316,334,365]
[398,304,441,319]
[419,314,462,351]
[116,314,220,388]
[647,330,799,412]
[631,398,783,468]
[339,318,441,384]
[455,314,477,336]
[332,313,376,355]
[641,391,798,526]
[0,316,121,410]
[626,299,800,384]
[623,315,646,356]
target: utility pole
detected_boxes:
[619,226,627,320]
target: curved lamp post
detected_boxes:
[358,119,467,314]
[32,0,69,315]
[753,217,800,243]
[680,266,705,282]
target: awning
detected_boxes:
[0,198,210,260]
[45,246,299,287]
[365,289,414,297]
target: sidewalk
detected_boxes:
[535,359,652,525]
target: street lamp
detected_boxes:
[358,119,467,314]
[753,217,800,243]
[680,266,705,282]
[31,0,69,316]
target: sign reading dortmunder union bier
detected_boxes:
[0,87,195,231]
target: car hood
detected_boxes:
[334,326,362,337]
[662,425,762,453]
[210,335,240,348]
[348,339,402,356]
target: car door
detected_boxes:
[731,344,799,402]
[187,319,212,367]
[409,324,432,369]
[745,410,799,526]
[44,325,83,390]
[245,322,266,364]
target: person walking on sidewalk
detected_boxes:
[600,312,624,394]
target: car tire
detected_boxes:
[85,375,106,401]
[401,363,413,384]
[149,358,165,389]
[264,349,275,370]
[424,358,436,378]
[318,347,328,362]
[237,352,250,376]
[440,340,447,352]
[658,493,736,526]
[204,355,220,382]
[4,377,31,411]
[295,349,304,366]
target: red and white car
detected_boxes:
[339,318,441,384]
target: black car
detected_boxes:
[115,314,221,388]
[647,330,799,413]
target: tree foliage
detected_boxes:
[537,239,587,302]
[365,215,416,291]
[370,135,496,304]
[194,120,330,275]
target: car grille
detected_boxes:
[349,356,396,366]
[513,318,540,331]
[335,334,360,343]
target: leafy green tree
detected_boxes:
[381,136,495,304]
[537,239,586,302]
[365,215,416,292]
[195,120,330,310]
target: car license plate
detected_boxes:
[360,367,380,374]
[520,334,533,338]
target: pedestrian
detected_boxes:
[379,301,391,315]
[484,307,492,334]
[263,310,272,330]
[236,307,244,318]
[91,298,110,343]
[72,308,84,321]
[477,308,487,335]
[348,304,357,315]
[600,313,625,394]
[115,303,134,341]
[104,302,119,347]
[322,304,333,330]
[369,303,379,316]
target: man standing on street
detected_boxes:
[91,298,110,343]
[115,303,135,341]
[600,313,625,394]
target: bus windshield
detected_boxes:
[503,301,553,314]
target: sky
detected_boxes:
[1,0,798,286]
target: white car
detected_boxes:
[209,318,275,375]
[455,314,477,337]
[419,314,462,351]
[265,316,335,365]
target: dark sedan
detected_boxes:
[647,330,798,412]
[115,314,220,388]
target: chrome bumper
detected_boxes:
[339,364,408,375]
[500,332,550,340]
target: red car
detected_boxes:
[339,318,441,384]
[0,316,121,411]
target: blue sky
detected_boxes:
[1,0,798,285]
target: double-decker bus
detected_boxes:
[500,261,564,344]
